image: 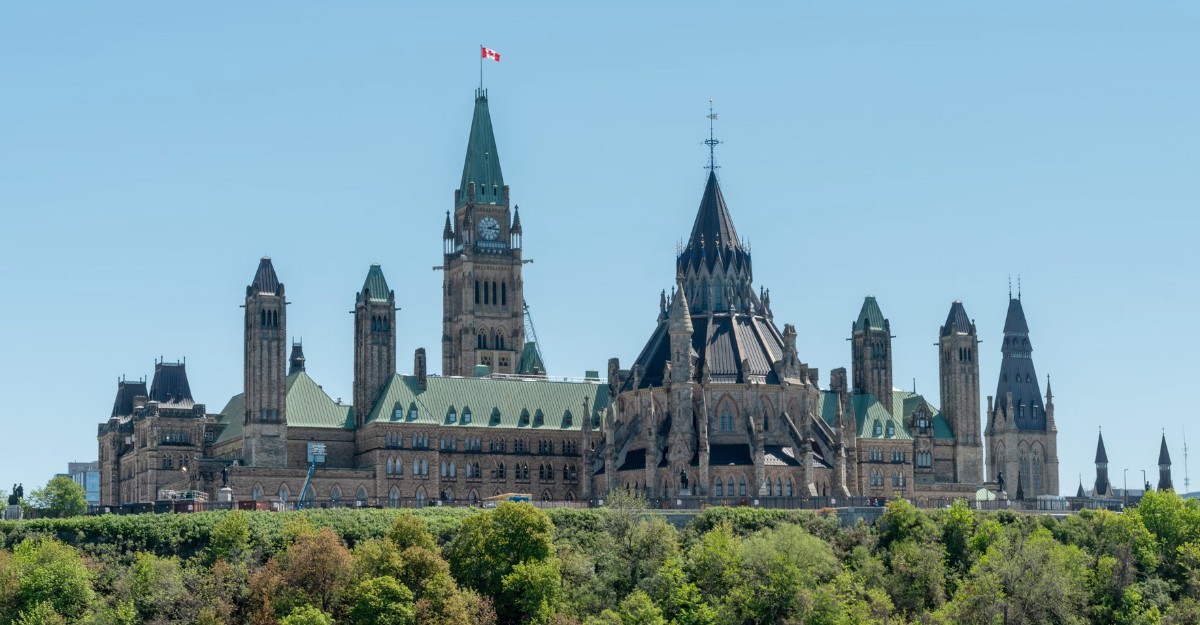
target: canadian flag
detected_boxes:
[481,46,501,62]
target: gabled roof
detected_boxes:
[364,374,609,430]
[941,301,973,337]
[1095,431,1109,463]
[1160,433,1172,465]
[214,371,353,446]
[853,296,888,333]
[358,264,391,303]
[819,390,953,441]
[111,380,148,418]
[249,257,281,295]
[149,362,193,407]
[458,89,505,207]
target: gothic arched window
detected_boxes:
[389,486,400,508]
[739,477,747,497]
[475,280,480,304]
[714,479,723,496]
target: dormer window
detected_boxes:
[873,421,883,437]
[446,407,457,424]
[519,409,530,427]
[490,408,502,426]
[563,410,573,428]
[886,422,895,437]
[533,409,544,427]
[462,407,473,425]
[408,403,419,421]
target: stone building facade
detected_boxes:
[99,87,1060,507]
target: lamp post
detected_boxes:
[1142,469,1148,496]
[1123,469,1129,507]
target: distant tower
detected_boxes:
[939,301,982,483]
[852,296,893,412]
[289,341,306,375]
[985,292,1059,496]
[1159,432,1174,491]
[243,257,288,468]
[1093,430,1112,497]
[441,89,526,376]
[354,264,396,425]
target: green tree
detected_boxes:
[127,552,187,622]
[684,521,741,600]
[940,498,976,575]
[280,605,334,625]
[208,510,252,563]
[277,527,355,613]
[386,514,438,552]
[887,539,947,616]
[612,590,665,625]
[14,603,65,625]
[447,502,554,599]
[23,477,87,518]
[347,576,415,625]
[499,558,562,625]
[3,537,94,624]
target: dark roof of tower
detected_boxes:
[358,263,391,303]
[111,379,148,418]
[1160,433,1172,465]
[1076,479,1086,498]
[443,211,454,239]
[678,172,746,273]
[941,301,973,337]
[1096,431,1109,463]
[994,296,1044,429]
[853,296,887,333]
[1003,297,1030,334]
[250,257,281,295]
[511,205,522,233]
[289,342,306,375]
[149,361,193,406]
[458,89,504,206]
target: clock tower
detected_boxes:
[441,89,526,377]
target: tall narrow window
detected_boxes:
[475,280,480,304]
[484,281,489,304]
[492,281,497,305]
[502,282,506,305]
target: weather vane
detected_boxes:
[704,99,721,171]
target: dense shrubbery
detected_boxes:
[4,491,1200,624]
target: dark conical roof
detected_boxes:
[941,301,973,337]
[443,211,454,239]
[250,257,282,295]
[511,205,522,233]
[1076,480,1086,498]
[1096,431,1109,463]
[1160,433,1172,465]
[458,89,505,206]
[358,264,391,303]
[854,296,887,333]
[677,172,746,273]
[1003,297,1030,334]
[149,361,193,405]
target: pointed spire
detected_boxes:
[669,279,693,334]
[358,264,391,303]
[511,204,522,233]
[289,341,306,375]
[1045,375,1054,402]
[250,257,281,295]
[458,89,505,207]
[1095,429,1109,463]
[443,211,454,240]
[853,296,888,333]
[940,300,974,337]
[1160,432,1173,466]
[1003,296,1031,334]
[1076,477,1085,498]
[679,172,744,272]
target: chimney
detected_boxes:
[415,348,427,390]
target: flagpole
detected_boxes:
[480,44,483,91]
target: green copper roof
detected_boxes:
[853,296,887,333]
[818,390,953,441]
[213,371,353,446]
[516,341,546,376]
[365,374,608,430]
[458,89,505,207]
[358,264,391,303]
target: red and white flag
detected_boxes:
[481,46,501,62]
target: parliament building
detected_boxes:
[98,88,1060,508]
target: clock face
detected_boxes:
[477,216,501,241]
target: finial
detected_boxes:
[704,99,722,172]
[1008,275,1012,299]
[1018,275,1022,300]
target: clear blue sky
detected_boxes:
[2,2,1197,496]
